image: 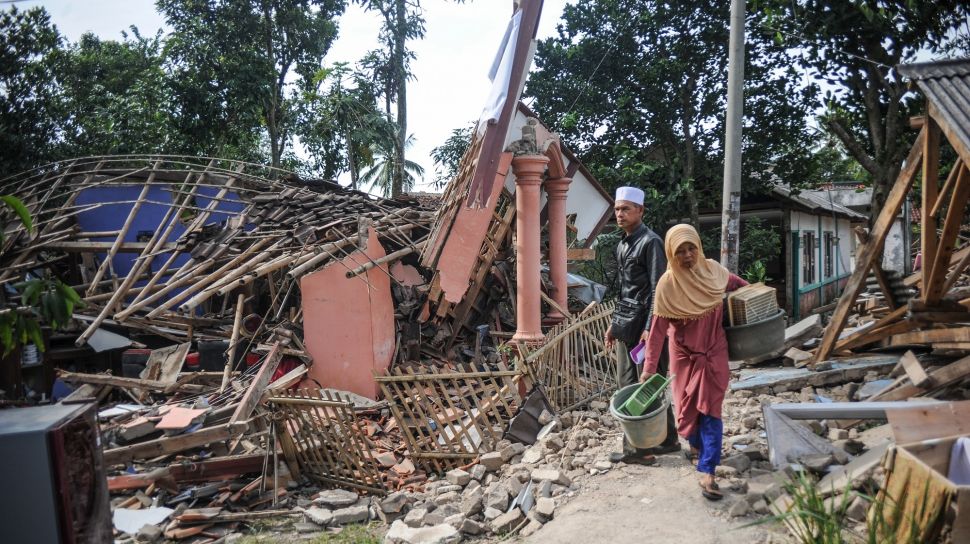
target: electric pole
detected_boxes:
[720,0,745,272]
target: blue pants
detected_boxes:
[688,414,723,475]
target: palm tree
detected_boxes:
[360,134,424,197]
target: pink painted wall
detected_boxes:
[300,228,395,399]
[437,152,514,304]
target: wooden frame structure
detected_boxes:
[375,364,521,474]
[268,389,386,495]
[814,59,970,362]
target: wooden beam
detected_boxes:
[44,241,177,253]
[869,354,970,402]
[837,319,918,352]
[926,165,970,303]
[891,327,970,345]
[229,342,283,425]
[813,127,927,362]
[905,245,970,288]
[930,159,963,217]
[58,370,207,395]
[102,422,248,465]
[922,116,941,302]
[566,248,596,261]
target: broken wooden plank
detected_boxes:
[869,354,970,402]
[899,350,932,388]
[102,422,249,465]
[229,342,283,425]
[566,248,595,261]
[887,400,970,444]
[891,327,970,345]
[58,370,206,395]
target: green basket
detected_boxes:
[618,374,672,417]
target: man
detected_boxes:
[604,186,680,465]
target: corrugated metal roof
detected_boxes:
[898,58,970,158]
[770,185,868,221]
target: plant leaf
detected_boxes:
[1,195,34,233]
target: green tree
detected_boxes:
[299,63,396,186]
[0,6,63,178]
[157,0,345,168]
[361,134,425,196]
[430,123,474,190]
[55,29,174,156]
[526,0,818,228]
[757,0,970,224]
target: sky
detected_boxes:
[21,0,572,191]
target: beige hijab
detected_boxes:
[653,224,730,320]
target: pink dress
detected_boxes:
[642,274,748,438]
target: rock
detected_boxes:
[728,499,751,517]
[520,519,544,537]
[721,454,752,473]
[531,468,571,486]
[435,485,462,496]
[833,438,866,455]
[752,500,770,515]
[590,400,609,411]
[485,485,510,512]
[424,511,448,526]
[538,409,555,425]
[742,416,760,430]
[570,456,589,470]
[565,440,581,452]
[483,507,502,521]
[384,520,462,544]
[715,465,739,478]
[136,524,163,542]
[538,480,552,498]
[728,434,753,446]
[460,491,483,516]
[304,506,334,527]
[543,435,565,452]
[332,503,370,525]
[846,496,869,521]
[314,489,360,508]
[592,460,612,472]
[382,492,412,514]
[489,509,525,534]
[799,453,835,473]
[480,452,504,472]
[534,497,555,521]
[435,492,460,506]
[446,469,471,487]
[828,428,849,441]
[522,447,544,464]
[459,518,484,535]
[469,464,487,482]
[742,448,768,462]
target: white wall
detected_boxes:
[790,211,857,287]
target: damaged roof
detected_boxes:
[898,58,970,160]
[771,185,868,222]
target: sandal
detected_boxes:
[684,449,699,466]
[700,481,723,501]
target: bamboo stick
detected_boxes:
[221,294,246,393]
[344,240,427,279]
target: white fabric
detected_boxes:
[615,186,644,205]
[479,9,522,130]
[948,436,970,485]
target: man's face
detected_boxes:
[614,200,644,231]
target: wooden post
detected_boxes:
[921,117,941,300]
[927,165,970,304]
[221,294,246,393]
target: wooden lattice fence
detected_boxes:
[268,389,386,495]
[375,364,521,473]
[522,302,617,412]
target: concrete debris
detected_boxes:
[384,520,462,544]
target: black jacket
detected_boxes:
[613,223,667,333]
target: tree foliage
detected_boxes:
[526,0,818,229]
[430,123,474,190]
[756,0,970,223]
[0,7,63,177]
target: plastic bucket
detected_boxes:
[609,383,669,449]
[724,309,786,360]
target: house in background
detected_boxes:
[699,185,867,321]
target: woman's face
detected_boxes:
[675,241,699,269]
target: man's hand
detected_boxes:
[639,329,650,346]
[639,370,655,383]
[604,325,615,350]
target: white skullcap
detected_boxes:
[615,186,644,206]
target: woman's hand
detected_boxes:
[604,325,615,350]
[639,370,655,383]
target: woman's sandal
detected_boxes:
[684,449,699,466]
[699,481,723,501]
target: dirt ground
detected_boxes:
[509,442,786,544]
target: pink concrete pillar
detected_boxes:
[512,154,549,343]
[544,177,572,321]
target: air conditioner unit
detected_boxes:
[0,402,111,543]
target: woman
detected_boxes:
[639,224,748,500]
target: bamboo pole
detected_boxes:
[221,293,246,393]
[344,240,427,279]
